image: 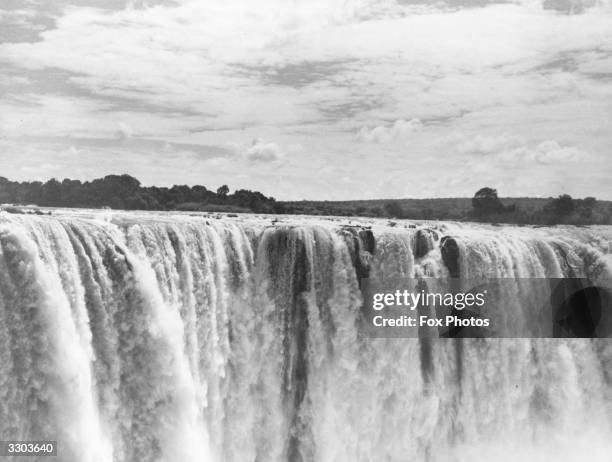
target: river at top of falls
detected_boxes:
[0,208,611,462]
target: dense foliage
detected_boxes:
[0,174,282,214]
[468,188,604,225]
[281,192,611,225]
[472,187,506,216]
[1,175,609,225]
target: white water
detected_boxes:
[0,210,611,462]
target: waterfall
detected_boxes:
[0,210,611,462]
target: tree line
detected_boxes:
[0,174,282,214]
[282,189,610,225]
[0,175,609,225]
[470,187,606,225]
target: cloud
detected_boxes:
[446,132,589,164]
[1,0,612,199]
[452,133,518,155]
[541,0,599,14]
[236,138,286,162]
[357,119,424,143]
[500,140,590,164]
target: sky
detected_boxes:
[0,0,611,200]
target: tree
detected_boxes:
[576,196,597,219]
[384,201,404,218]
[550,194,575,216]
[421,207,434,220]
[191,185,209,202]
[169,185,191,203]
[217,185,229,197]
[472,187,504,217]
[583,196,597,211]
[41,178,62,206]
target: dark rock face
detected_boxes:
[341,226,376,283]
[414,228,438,259]
[440,236,460,278]
[359,229,376,254]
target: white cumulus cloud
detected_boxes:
[357,119,423,143]
[239,138,286,162]
[500,140,589,164]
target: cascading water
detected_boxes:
[0,210,611,462]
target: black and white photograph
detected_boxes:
[1,0,612,461]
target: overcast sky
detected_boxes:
[1,0,611,200]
